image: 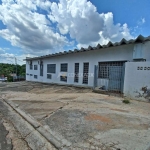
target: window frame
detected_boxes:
[40,61,43,76]
[34,65,38,70]
[47,74,52,79]
[29,61,33,70]
[82,62,89,84]
[34,75,38,79]
[74,63,79,83]
[98,61,125,79]
[60,63,68,72]
[47,64,56,74]
[60,75,67,82]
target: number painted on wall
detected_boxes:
[137,67,150,70]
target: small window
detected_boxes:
[34,75,37,79]
[47,64,56,73]
[26,73,29,75]
[34,65,38,70]
[60,75,67,82]
[47,74,52,79]
[30,74,33,76]
[60,63,68,72]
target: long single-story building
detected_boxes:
[25,35,150,101]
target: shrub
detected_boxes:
[7,76,13,82]
[122,99,130,104]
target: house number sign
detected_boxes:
[137,67,150,70]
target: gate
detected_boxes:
[97,61,125,93]
[108,65,125,93]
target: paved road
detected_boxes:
[0,98,31,150]
[0,114,12,150]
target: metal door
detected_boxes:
[108,65,124,93]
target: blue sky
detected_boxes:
[0,0,149,64]
[91,0,149,36]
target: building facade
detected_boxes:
[25,35,150,101]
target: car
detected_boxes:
[0,78,7,82]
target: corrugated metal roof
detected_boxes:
[25,35,150,61]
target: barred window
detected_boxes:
[34,75,37,79]
[74,63,79,83]
[30,61,33,70]
[34,65,38,70]
[98,63,109,79]
[83,62,89,84]
[40,63,43,76]
[60,63,68,72]
[30,65,33,70]
[98,62,124,78]
[60,75,67,82]
[47,74,52,79]
[47,64,56,73]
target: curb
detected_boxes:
[3,99,71,150]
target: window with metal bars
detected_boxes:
[60,75,67,82]
[30,65,33,70]
[34,65,38,70]
[98,61,124,78]
[40,62,43,76]
[60,63,68,72]
[30,61,33,70]
[47,74,52,79]
[47,64,56,73]
[74,63,79,83]
[83,62,89,84]
[34,75,37,79]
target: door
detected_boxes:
[108,66,123,93]
[98,61,125,93]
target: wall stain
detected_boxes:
[135,86,150,101]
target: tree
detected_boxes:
[0,63,26,81]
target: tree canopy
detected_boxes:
[0,63,26,77]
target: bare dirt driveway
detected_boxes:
[0,81,150,150]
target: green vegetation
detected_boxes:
[0,63,26,81]
[122,99,130,104]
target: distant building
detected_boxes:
[10,73,17,77]
[25,35,150,101]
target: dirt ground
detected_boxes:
[0,81,150,150]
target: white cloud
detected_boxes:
[137,17,145,26]
[0,0,133,57]
[142,18,145,24]
[0,0,68,55]
[49,0,133,48]
[0,47,27,65]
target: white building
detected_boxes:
[25,35,150,101]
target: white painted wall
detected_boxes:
[124,62,150,101]
[26,41,150,90]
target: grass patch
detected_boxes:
[122,99,130,104]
